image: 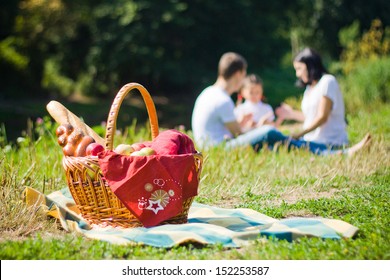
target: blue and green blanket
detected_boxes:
[25,187,358,247]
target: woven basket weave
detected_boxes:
[62,83,202,228]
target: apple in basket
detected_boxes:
[114,144,134,155]
[86,143,104,156]
[130,147,156,156]
[131,142,146,151]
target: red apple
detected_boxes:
[131,142,146,151]
[86,143,104,156]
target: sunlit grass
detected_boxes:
[0,104,389,259]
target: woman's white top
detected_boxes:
[301,74,348,146]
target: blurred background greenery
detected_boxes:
[0,0,389,140]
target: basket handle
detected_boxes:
[104,83,159,150]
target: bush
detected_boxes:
[339,19,390,75]
[338,19,390,115]
[340,56,390,114]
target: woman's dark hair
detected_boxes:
[294,48,328,87]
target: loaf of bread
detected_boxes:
[47,101,104,146]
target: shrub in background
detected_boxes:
[339,19,389,74]
[340,56,390,114]
[338,19,390,114]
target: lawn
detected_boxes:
[0,102,389,260]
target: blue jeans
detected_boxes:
[225,125,344,155]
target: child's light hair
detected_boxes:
[243,74,263,88]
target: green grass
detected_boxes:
[0,103,389,260]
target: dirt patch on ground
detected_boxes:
[280,187,341,205]
[0,225,66,242]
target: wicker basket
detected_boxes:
[61,83,202,228]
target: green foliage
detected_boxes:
[340,19,390,74]
[287,0,390,58]
[339,21,360,48]
[0,37,29,70]
[0,0,292,98]
[337,19,390,114]
[259,66,302,109]
[7,0,389,99]
[42,58,75,97]
[340,56,390,114]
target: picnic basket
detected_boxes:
[61,83,203,228]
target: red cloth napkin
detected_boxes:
[98,150,200,227]
[150,129,196,155]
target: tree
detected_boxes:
[287,0,390,58]
[1,0,389,100]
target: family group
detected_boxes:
[191,48,371,156]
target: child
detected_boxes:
[234,74,280,132]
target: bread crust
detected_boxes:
[47,101,104,145]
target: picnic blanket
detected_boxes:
[24,187,358,247]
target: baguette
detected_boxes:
[46,101,104,145]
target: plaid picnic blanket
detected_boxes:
[24,187,358,247]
